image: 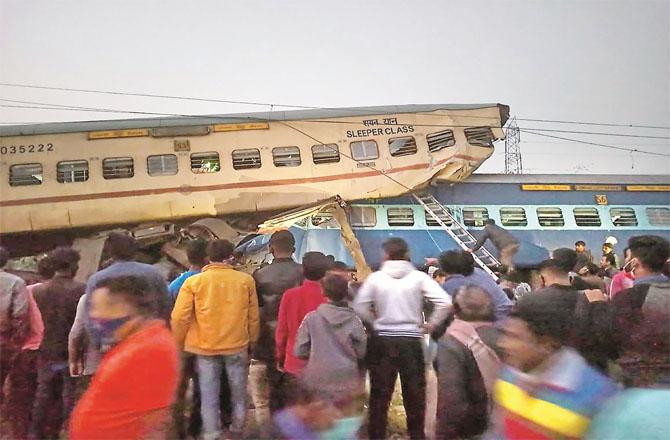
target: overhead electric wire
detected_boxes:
[2,81,669,130]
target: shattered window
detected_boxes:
[312,144,340,164]
[388,136,417,157]
[232,149,261,170]
[273,146,301,167]
[350,140,378,161]
[9,163,43,186]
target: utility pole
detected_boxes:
[504,117,522,174]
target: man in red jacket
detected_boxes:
[69,276,178,440]
[275,252,332,391]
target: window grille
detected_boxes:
[573,207,601,227]
[646,207,670,226]
[426,129,456,152]
[425,209,452,227]
[537,207,565,227]
[462,207,489,227]
[464,126,495,147]
[311,144,340,164]
[350,140,379,161]
[9,163,42,186]
[350,206,377,227]
[190,152,220,173]
[388,136,417,157]
[147,154,178,176]
[387,207,415,226]
[57,160,89,183]
[232,149,261,170]
[273,146,301,167]
[103,157,134,179]
[500,207,528,227]
[610,207,638,227]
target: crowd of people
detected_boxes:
[0,229,668,439]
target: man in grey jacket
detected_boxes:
[354,238,451,440]
[470,218,519,269]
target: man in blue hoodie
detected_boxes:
[354,238,451,440]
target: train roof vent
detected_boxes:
[500,207,528,227]
[464,126,495,147]
[573,207,602,227]
[387,207,415,227]
[646,207,670,226]
[147,154,178,176]
[232,148,261,170]
[610,207,638,227]
[389,136,418,157]
[9,163,42,186]
[273,146,301,167]
[426,129,456,152]
[312,144,340,164]
[537,207,565,227]
[103,157,134,180]
[57,160,89,183]
[350,206,377,227]
[191,152,220,173]
[462,207,489,227]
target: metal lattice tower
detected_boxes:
[504,117,522,174]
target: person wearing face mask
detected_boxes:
[611,235,670,387]
[491,288,618,439]
[30,247,85,439]
[69,275,178,439]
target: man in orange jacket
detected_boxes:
[172,239,260,440]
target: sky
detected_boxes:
[1,0,668,175]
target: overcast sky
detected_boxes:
[1,0,668,175]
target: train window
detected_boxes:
[350,140,379,161]
[425,208,452,227]
[610,207,638,227]
[389,136,417,157]
[387,207,415,226]
[311,144,340,164]
[646,207,670,226]
[350,206,377,227]
[537,207,565,227]
[191,152,220,173]
[103,157,134,179]
[147,154,178,176]
[462,207,489,227]
[426,129,456,152]
[57,160,89,183]
[464,127,495,147]
[573,207,601,227]
[500,207,528,227]
[273,146,301,167]
[9,163,42,186]
[232,149,261,170]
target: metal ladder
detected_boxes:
[413,193,500,280]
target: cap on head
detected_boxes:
[605,236,618,246]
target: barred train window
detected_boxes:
[273,146,301,167]
[147,154,178,176]
[57,160,89,183]
[500,207,528,227]
[191,152,220,173]
[350,140,378,161]
[9,163,42,186]
[610,207,638,227]
[426,129,456,153]
[387,207,415,226]
[462,207,489,227]
[537,207,565,227]
[311,144,340,164]
[573,207,601,227]
[646,207,670,226]
[464,127,495,147]
[350,206,377,227]
[388,136,417,157]
[232,149,261,170]
[103,157,134,179]
[425,208,452,227]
